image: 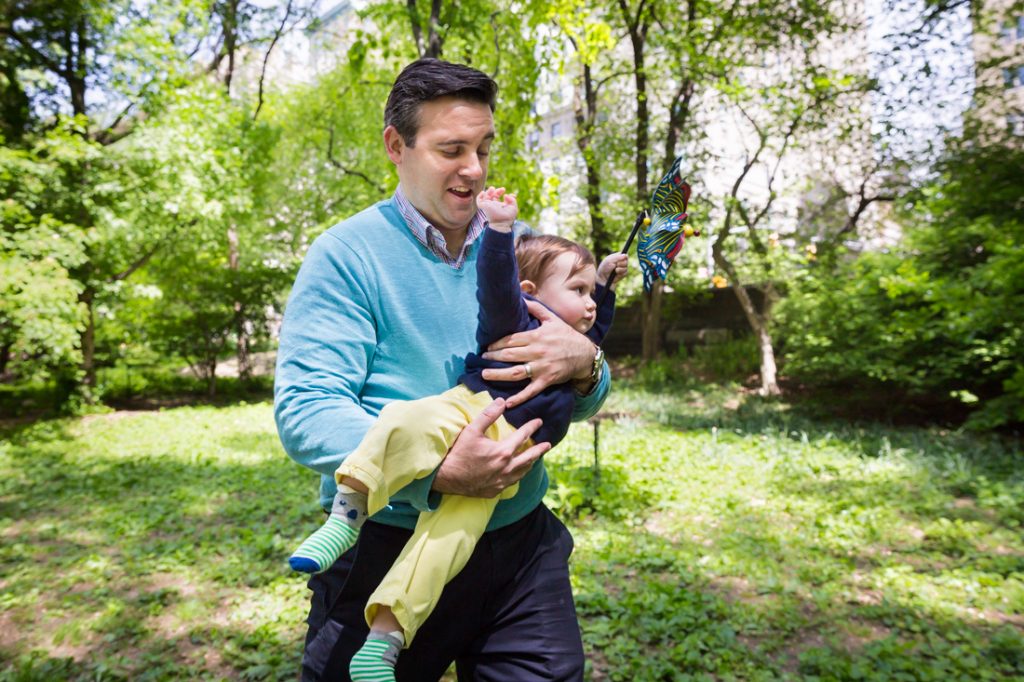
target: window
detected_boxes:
[1004,66,1024,88]
[550,121,562,139]
[1008,113,1024,136]
[527,131,540,149]
[1002,16,1024,43]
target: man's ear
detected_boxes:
[383,126,405,164]
[520,280,537,294]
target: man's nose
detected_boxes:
[461,153,484,179]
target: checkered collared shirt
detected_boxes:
[393,186,485,270]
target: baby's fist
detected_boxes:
[598,253,629,288]
[477,186,518,232]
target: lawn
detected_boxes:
[1,378,1022,680]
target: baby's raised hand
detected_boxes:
[477,186,518,232]
[597,252,629,288]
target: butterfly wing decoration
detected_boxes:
[638,156,692,291]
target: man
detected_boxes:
[274,58,609,681]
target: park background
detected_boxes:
[1,0,1022,679]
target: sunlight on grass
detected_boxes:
[2,385,1022,680]
[545,383,1024,680]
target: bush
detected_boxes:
[776,141,1024,429]
[689,336,760,382]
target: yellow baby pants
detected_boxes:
[334,385,523,645]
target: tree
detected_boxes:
[1,0,317,402]
[0,130,88,388]
[553,0,859,376]
[0,1,214,399]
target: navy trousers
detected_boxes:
[299,503,585,681]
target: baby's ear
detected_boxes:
[520,280,537,294]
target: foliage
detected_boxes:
[2,380,1022,679]
[0,129,88,383]
[688,336,762,383]
[776,141,1024,429]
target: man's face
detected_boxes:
[384,97,495,242]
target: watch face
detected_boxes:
[592,348,605,381]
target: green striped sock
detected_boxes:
[289,489,366,573]
[289,515,360,573]
[350,632,403,682]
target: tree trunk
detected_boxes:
[730,281,779,395]
[574,62,610,255]
[755,323,780,396]
[0,340,12,377]
[206,359,218,397]
[641,281,663,360]
[222,0,238,93]
[713,252,780,395]
[619,2,655,359]
[79,287,96,398]
[426,0,443,58]
[66,21,87,117]
[227,226,252,381]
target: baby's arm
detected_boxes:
[597,253,628,289]
[477,186,518,232]
[474,187,531,347]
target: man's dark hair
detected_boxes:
[384,58,498,147]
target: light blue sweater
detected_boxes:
[274,197,610,530]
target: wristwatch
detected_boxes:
[588,346,605,385]
[574,345,605,396]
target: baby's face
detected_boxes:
[532,252,598,333]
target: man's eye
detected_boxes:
[478,150,490,157]
[441,149,459,157]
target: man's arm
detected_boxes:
[480,299,611,413]
[274,234,378,478]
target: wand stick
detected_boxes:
[597,209,649,307]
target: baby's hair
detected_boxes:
[515,234,596,285]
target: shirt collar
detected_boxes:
[393,186,485,269]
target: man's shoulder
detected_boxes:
[317,198,403,250]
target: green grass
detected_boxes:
[1,379,1022,680]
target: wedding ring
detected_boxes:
[523,363,533,379]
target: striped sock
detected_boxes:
[289,489,367,573]
[350,631,403,682]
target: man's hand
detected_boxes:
[434,398,551,498]
[481,300,596,407]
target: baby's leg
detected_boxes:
[349,493,506,682]
[288,481,369,573]
[290,387,484,574]
[347,392,524,678]
[349,607,404,682]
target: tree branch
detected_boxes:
[1,27,69,79]
[488,11,501,78]
[254,0,295,121]
[110,220,193,282]
[326,126,386,193]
